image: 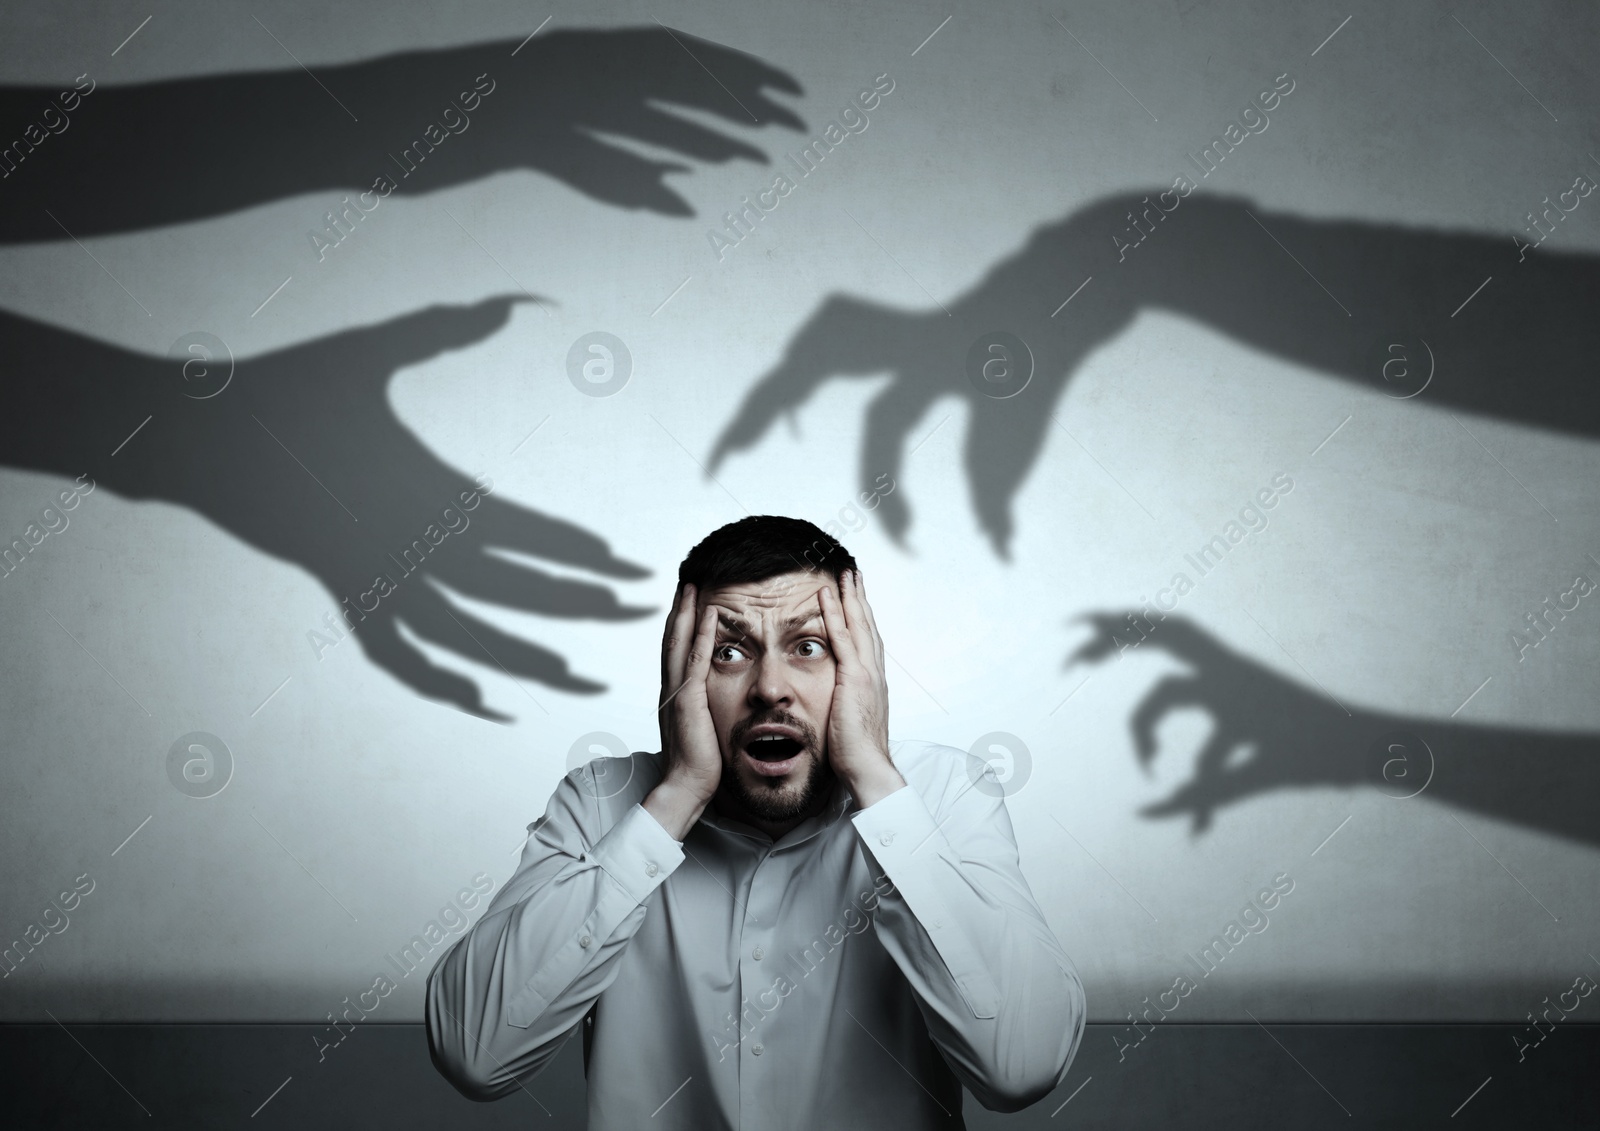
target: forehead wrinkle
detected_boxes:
[731,572,831,604]
[712,602,824,641]
[737,591,796,609]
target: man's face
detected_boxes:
[698,569,840,824]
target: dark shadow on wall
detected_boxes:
[0,297,654,720]
[0,26,806,716]
[0,27,804,241]
[712,188,1600,847]
[1070,612,1600,850]
[710,189,1600,557]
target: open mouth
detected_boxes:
[742,734,805,776]
[745,735,803,761]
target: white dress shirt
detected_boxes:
[426,738,1085,1129]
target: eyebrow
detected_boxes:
[716,610,823,638]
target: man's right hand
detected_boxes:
[643,583,724,840]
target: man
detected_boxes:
[426,515,1084,1128]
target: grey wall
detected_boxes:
[2,0,1597,1038]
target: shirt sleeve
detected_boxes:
[426,763,686,1100]
[850,763,1086,1113]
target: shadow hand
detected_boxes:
[1069,612,1370,833]
[6,296,653,720]
[380,27,806,216]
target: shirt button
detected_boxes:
[753,946,764,961]
[579,934,592,948]
[880,832,894,846]
[645,862,659,877]
[751,1044,764,1056]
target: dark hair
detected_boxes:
[676,515,858,592]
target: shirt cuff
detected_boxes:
[850,782,937,864]
[590,802,686,905]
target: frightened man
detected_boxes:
[426,515,1084,1129]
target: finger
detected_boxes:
[630,30,806,128]
[533,134,697,216]
[661,588,697,743]
[707,296,911,473]
[1063,613,1122,668]
[844,566,883,671]
[1129,675,1204,768]
[658,591,672,697]
[437,550,654,620]
[1138,785,1215,835]
[474,493,652,580]
[681,601,721,702]
[579,101,769,165]
[964,398,1058,561]
[660,581,682,690]
[402,588,606,694]
[298,296,536,374]
[706,356,828,472]
[838,569,871,655]
[679,43,803,96]
[736,90,806,132]
[658,584,688,750]
[1193,734,1247,782]
[662,599,718,757]
[1137,766,1232,829]
[818,580,861,670]
[1134,615,1234,668]
[353,611,512,723]
[861,377,935,548]
[850,570,885,673]
[661,583,697,707]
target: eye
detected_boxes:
[714,643,747,663]
[796,639,829,659]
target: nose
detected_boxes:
[747,651,796,709]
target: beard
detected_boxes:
[719,711,836,823]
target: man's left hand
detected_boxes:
[819,569,905,807]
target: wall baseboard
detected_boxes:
[3,1022,1593,1128]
